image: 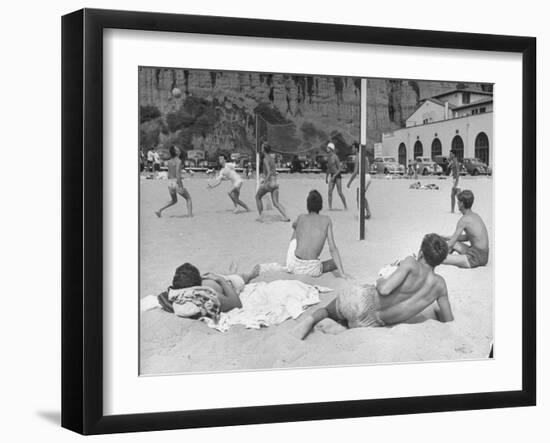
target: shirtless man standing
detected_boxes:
[346,143,372,219]
[207,155,250,213]
[285,190,350,279]
[441,189,489,268]
[255,143,290,222]
[449,149,461,213]
[155,146,193,217]
[325,142,347,210]
[294,233,453,339]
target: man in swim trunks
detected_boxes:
[449,149,461,213]
[255,143,290,221]
[286,190,350,279]
[207,155,250,213]
[441,189,489,268]
[325,142,347,210]
[346,142,372,219]
[155,146,193,217]
[294,233,454,339]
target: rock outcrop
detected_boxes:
[138,67,490,158]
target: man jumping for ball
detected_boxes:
[207,155,250,213]
[255,143,290,222]
[155,146,193,218]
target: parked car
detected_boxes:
[315,155,328,172]
[291,155,310,173]
[434,155,466,175]
[345,155,357,173]
[415,157,443,175]
[373,157,405,175]
[462,158,490,176]
[433,155,451,175]
[433,155,467,176]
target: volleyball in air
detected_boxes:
[171,87,182,98]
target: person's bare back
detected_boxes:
[376,256,448,325]
[294,233,453,339]
[166,157,181,182]
[443,190,489,268]
[459,211,489,251]
[285,190,349,278]
[294,213,330,260]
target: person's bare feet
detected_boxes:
[249,264,260,280]
[228,261,238,274]
[293,316,315,340]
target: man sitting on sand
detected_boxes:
[441,189,489,268]
[157,262,260,316]
[294,233,454,339]
[286,190,350,279]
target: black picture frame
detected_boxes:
[62,8,536,435]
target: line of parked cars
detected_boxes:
[371,155,491,176]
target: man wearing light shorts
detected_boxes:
[207,155,250,213]
[346,142,372,219]
[286,190,350,279]
[155,146,193,217]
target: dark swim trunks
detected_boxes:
[330,171,342,180]
[465,246,489,268]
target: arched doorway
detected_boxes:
[398,143,407,167]
[475,132,489,164]
[413,140,423,159]
[431,138,442,159]
[451,135,464,160]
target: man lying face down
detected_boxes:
[157,262,260,315]
[294,233,454,339]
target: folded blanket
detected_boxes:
[202,280,331,332]
[169,286,221,320]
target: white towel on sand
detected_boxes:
[202,280,331,332]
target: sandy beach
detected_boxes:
[139,173,493,375]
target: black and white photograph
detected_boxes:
[138,68,494,375]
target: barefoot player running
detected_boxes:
[207,155,250,213]
[155,146,193,218]
[255,143,290,222]
[326,142,347,210]
[449,149,461,213]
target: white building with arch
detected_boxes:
[380,89,493,167]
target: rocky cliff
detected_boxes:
[139,67,361,159]
[138,67,490,158]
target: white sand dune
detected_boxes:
[140,174,493,375]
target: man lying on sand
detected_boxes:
[440,189,489,268]
[286,190,350,279]
[157,262,260,315]
[294,233,454,339]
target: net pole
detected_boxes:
[256,114,260,191]
[359,78,367,240]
